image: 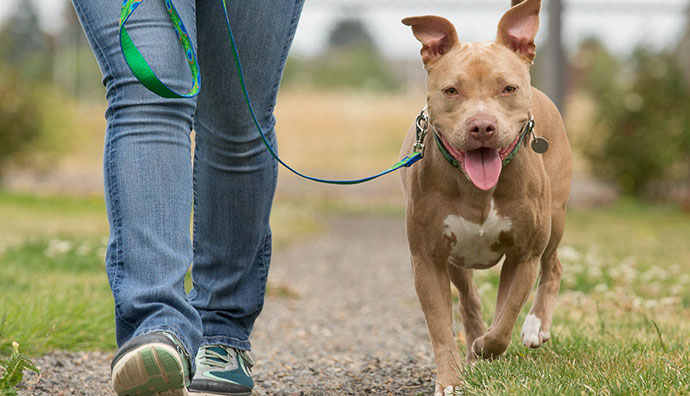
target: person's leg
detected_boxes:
[72,0,202,383]
[187,3,303,394]
[189,0,304,351]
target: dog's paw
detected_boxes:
[470,334,508,359]
[435,383,461,396]
[521,314,550,348]
[465,350,478,365]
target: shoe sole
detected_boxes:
[188,392,251,396]
[112,342,188,396]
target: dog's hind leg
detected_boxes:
[447,267,486,363]
[521,209,566,348]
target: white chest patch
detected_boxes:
[443,201,512,268]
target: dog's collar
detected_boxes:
[431,116,535,178]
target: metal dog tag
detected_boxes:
[531,136,549,154]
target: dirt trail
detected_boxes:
[252,216,435,395]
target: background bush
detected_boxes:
[578,40,690,196]
[0,70,42,177]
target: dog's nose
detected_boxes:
[467,118,497,140]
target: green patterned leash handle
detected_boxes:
[119,0,423,184]
[120,0,200,98]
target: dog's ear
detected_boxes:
[402,16,458,65]
[496,0,541,63]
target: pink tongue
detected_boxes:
[465,148,502,190]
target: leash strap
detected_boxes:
[119,0,422,185]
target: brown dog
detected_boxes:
[400,0,572,394]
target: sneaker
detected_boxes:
[188,345,254,396]
[111,332,191,396]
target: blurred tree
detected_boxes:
[577,39,690,196]
[283,16,400,92]
[0,0,52,82]
[327,18,375,51]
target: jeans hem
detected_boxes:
[200,336,251,352]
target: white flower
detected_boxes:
[644,299,659,308]
[670,285,683,295]
[610,257,638,284]
[640,267,669,282]
[45,239,72,257]
[633,298,642,309]
[559,246,581,263]
[588,266,603,280]
[76,242,92,256]
[660,297,679,306]
[478,283,493,295]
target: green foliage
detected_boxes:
[0,342,39,396]
[578,39,690,195]
[0,74,80,177]
[0,1,103,178]
[0,70,42,176]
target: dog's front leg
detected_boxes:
[412,255,462,396]
[447,267,486,364]
[472,256,539,359]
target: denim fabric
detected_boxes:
[72,0,304,359]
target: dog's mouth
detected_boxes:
[437,132,522,191]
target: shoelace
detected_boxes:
[200,347,254,371]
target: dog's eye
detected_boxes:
[443,87,459,96]
[502,85,518,94]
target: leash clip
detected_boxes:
[413,110,429,157]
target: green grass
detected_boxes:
[459,198,690,395]
[0,238,114,355]
[0,190,108,245]
[0,191,689,394]
[0,192,113,355]
[0,190,320,355]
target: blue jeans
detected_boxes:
[72,0,304,359]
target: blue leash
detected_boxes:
[119,0,423,185]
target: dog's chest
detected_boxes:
[442,202,513,269]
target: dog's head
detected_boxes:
[403,0,541,190]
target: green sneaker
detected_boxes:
[111,332,191,396]
[188,345,254,396]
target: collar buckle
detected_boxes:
[413,109,429,157]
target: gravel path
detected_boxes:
[18,216,437,395]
